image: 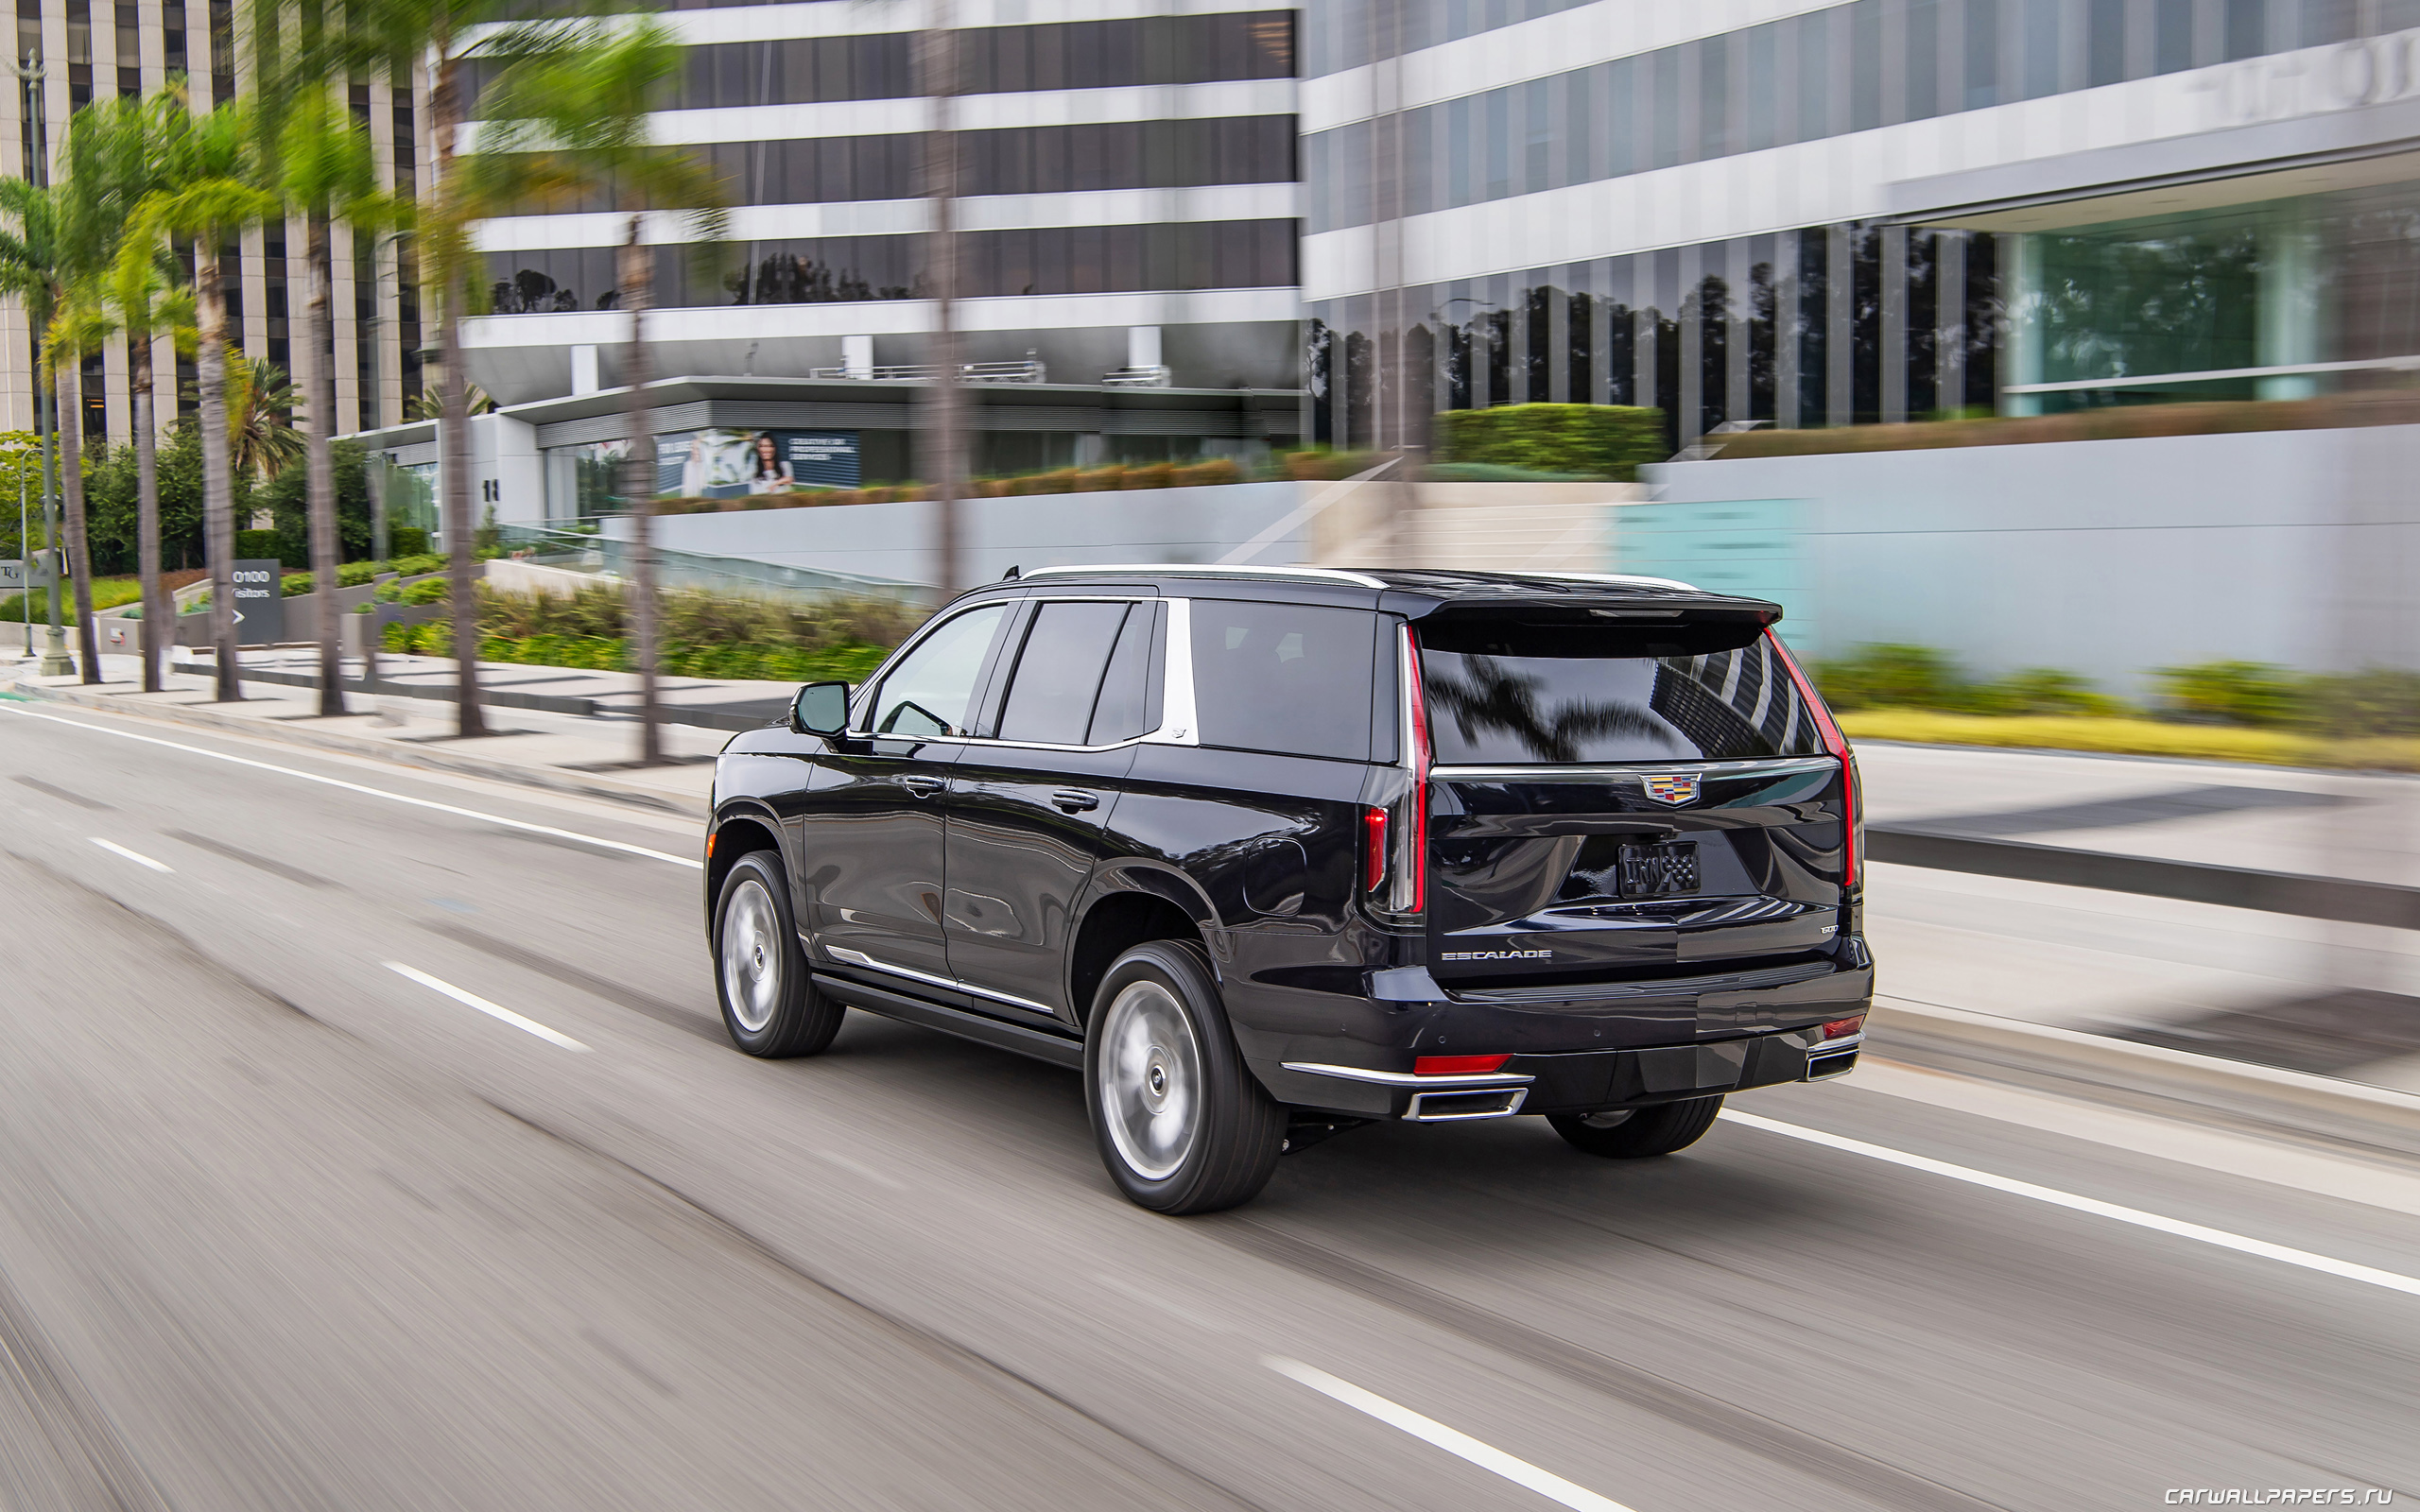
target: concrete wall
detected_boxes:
[605,480,1316,589]
[1640,424,2420,695]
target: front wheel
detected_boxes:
[1549,1095,1723,1158]
[715,851,845,1057]
[1084,940,1284,1214]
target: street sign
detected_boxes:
[233,559,285,644]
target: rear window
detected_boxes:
[1190,599,1378,762]
[1417,618,1823,764]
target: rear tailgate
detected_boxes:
[1412,610,1856,995]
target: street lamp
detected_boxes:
[7,51,69,677]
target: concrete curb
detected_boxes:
[7,676,711,821]
[1869,997,2420,1158]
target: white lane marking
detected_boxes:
[1265,1357,1638,1512]
[1719,1109,2420,1299]
[0,704,701,868]
[90,837,173,873]
[385,962,593,1052]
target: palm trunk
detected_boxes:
[303,215,345,715]
[435,53,486,738]
[918,9,964,599]
[199,251,240,700]
[56,359,99,682]
[134,335,163,693]
[619,220,661,765]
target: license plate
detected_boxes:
[1618,842,1700,897]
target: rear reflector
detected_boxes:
[1414,1054,1512,1075]
[1362,805,1389,893]
[1821,1015,1865,1040]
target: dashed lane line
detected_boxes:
[0,703,701,869]
[89,837,172,873]
[385,962,593,1052]
[1265,1357,1638,1512]
[1719,1109,2420,1299]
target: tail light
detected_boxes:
[1769,630,1861,888]
[1392,623,1431,914]
[1362,805,1389,894]
[1821,1015,1865,1040]
[1415,1054,1511,1074]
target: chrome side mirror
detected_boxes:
[792,680,850,737]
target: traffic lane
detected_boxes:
[9,706,2410,1500]
[0,846,1236,1512]
[1244,1088,2419,1509]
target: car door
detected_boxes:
[942,597,1162,1022]
[804,602,1013,988]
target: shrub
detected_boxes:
[388,526,429,558]
[1172,457,1242,488]
[1433,404,1666,481]
[1813,644,1969,712]
[2297,669,2420,737]
[2152,661,2302,727]
[1967,668,2130,718]
[234,527,293,564]
[1284,449,1385,482]
[1120,462,1172,490]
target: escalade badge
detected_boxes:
[1643,773,1700,805]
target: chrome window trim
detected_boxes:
[1140,596,1199,746]
[1023,562,1389,590]
[1279,1061,1534,1087]
[822,944,1059,1016]
[1429,755,1841,782]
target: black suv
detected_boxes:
[705,566,1870,1213]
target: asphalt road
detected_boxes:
[2,695,2415,1512]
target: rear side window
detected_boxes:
[1190,599,1377,761]
[995,600,1134,745]
[1417,618,1823,764]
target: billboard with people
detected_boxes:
[653,429,861,497]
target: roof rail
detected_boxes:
[1019,563,1391,590]
[1500,570,1703,593]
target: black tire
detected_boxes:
[1549,1095,1724,1158]
[1083,939,1284,1214]
[713,851,845,1057]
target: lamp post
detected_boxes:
[8,52,67,675]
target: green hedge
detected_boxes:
[382,622,892,684]
[1433,404,1665,481]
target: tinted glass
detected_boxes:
[1191,600,1375,762]
[870,606,1006,737]
[1417,619,1823,764]
[996,601,1132,745]
[1088,602,1160,745]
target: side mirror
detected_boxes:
[792,680,851,737]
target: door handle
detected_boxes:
[1050,789,1100,813]
[901,775,946,798]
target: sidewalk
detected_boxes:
[3,649,725,817]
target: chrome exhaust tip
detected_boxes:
[1405,1086,1530,1122]
[1806,1047,1858,1081]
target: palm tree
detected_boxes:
[121,103,278,701]
[403,384,492,421]
[474,18,725,765]
[43,286,111,680]
[0,178,68,674]
[276,89,405,717]
[254,0,596,740]
[105,236,196,694]
[219,352,305,481]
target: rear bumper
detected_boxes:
[1239,947,1872,1119]
[1271,1027,1859,1120]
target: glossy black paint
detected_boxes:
[706,568,1873,1123]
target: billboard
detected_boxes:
[653,429,861,498]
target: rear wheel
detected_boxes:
[1084,940,1284,1214]
[715,851,845,1057]
[1549,1095,1723,1158]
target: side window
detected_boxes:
[1189,600,1378,761]
[868,605,1008,737]
[995,600,1132,745]
[1087,601,1161,745]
